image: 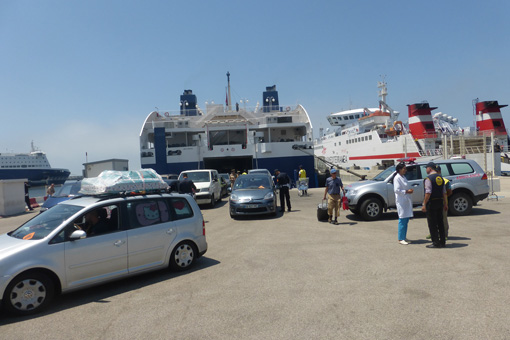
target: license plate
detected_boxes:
[240,204,260,208]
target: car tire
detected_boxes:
[449,192,472,216]
[2,271,55,316]
[360,197,383,221]
[209,195,215,208]
[170,241,197,271]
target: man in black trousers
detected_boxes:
[274,169,291,213]
[421,162,448,248]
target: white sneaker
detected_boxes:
[399,240,409,245]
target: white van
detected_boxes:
[178,169,222,207]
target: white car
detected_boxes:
[0,192,207,316]
[178,169,222,207]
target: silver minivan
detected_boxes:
[345,159,490,221]
[0,193,207,316]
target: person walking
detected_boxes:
[274,169,291,212]
[323,168,344,224]
[421,162,448,248]
[298,165,308,195]
[394,163,413,245]
[178,173,197,197]
[24,181,33,211]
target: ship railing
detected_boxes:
[418,149,443,157]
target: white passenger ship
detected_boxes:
[0,142,70,185]
[140,79,315,186]
[314,81,509,174]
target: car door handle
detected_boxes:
[114,240,125,247]
[166,229,174,234]
[412,184,420,187]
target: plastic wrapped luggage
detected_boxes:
[317,200,329,221]
[80,169,168,195]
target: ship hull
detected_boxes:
[0,168,70,185]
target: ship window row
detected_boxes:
[332,114,361,122]
[346,135,372,144]
[1,165,40,168]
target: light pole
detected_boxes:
[240,99,249,111]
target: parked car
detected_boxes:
[248,169,272,177]
[218,176,229,197]
[178,169,221,207]
[229,174,277,218]
[40,180,82,212]
[345,159,490,221]
[219,173,232,194]
[0,192,207,316]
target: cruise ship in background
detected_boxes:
[314,81,509,175]
[0,142,70,185]
[140,75,316,186]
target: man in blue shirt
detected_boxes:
[275,169,292,213]
[323,169,345,224]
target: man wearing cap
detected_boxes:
[422,162,448,248]
[275,169,292,212]
[323,168,345,224]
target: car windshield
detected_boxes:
[180,172,211,183]
[371,166,396,181]
[219,173,229,181]
[9,204,83,240]
[234,176,272,190]
[54,181,81,197]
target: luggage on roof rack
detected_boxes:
[79,169,169,195]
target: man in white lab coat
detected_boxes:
[394,163,414,245]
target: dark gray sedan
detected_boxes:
[229,174,277,218]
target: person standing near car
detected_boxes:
[274,169,291,212]
[178,173,197,197]
[46,183,55,197]
[422,162,448,248]
[394,163,413,245]
[436,166,453,239]
[229,169,237,190]
[323,169,344,224]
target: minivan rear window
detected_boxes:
[450,163,474,175]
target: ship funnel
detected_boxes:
[180,90,198,116]
[475,100,508,136]
[263,85,280,113]
[407,102,438,139]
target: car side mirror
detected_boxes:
[69,230,87,240]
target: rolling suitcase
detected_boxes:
[317,200,329,221]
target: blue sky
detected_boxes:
[1,1,509,175]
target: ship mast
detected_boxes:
[227,71,232,112]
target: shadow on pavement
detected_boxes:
[0,256,220,324]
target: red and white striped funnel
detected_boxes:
[407,103,437,139]
[475,101,508,136]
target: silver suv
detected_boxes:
[345,159,489,221]
[0,192,207,316]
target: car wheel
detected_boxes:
[209,195,215,208]
[170,242,197,271]
[449,192,472,216]
[3,271,55,316]
[360,198,383,221]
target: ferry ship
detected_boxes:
[140,77,316,186]
[0,142,70,185]
[314,81,509,174]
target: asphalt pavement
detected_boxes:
[0,178,509,339]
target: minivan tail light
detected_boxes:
[202,219,206,236]
[481,173,488,180]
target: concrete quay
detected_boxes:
[0,178,509,339]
